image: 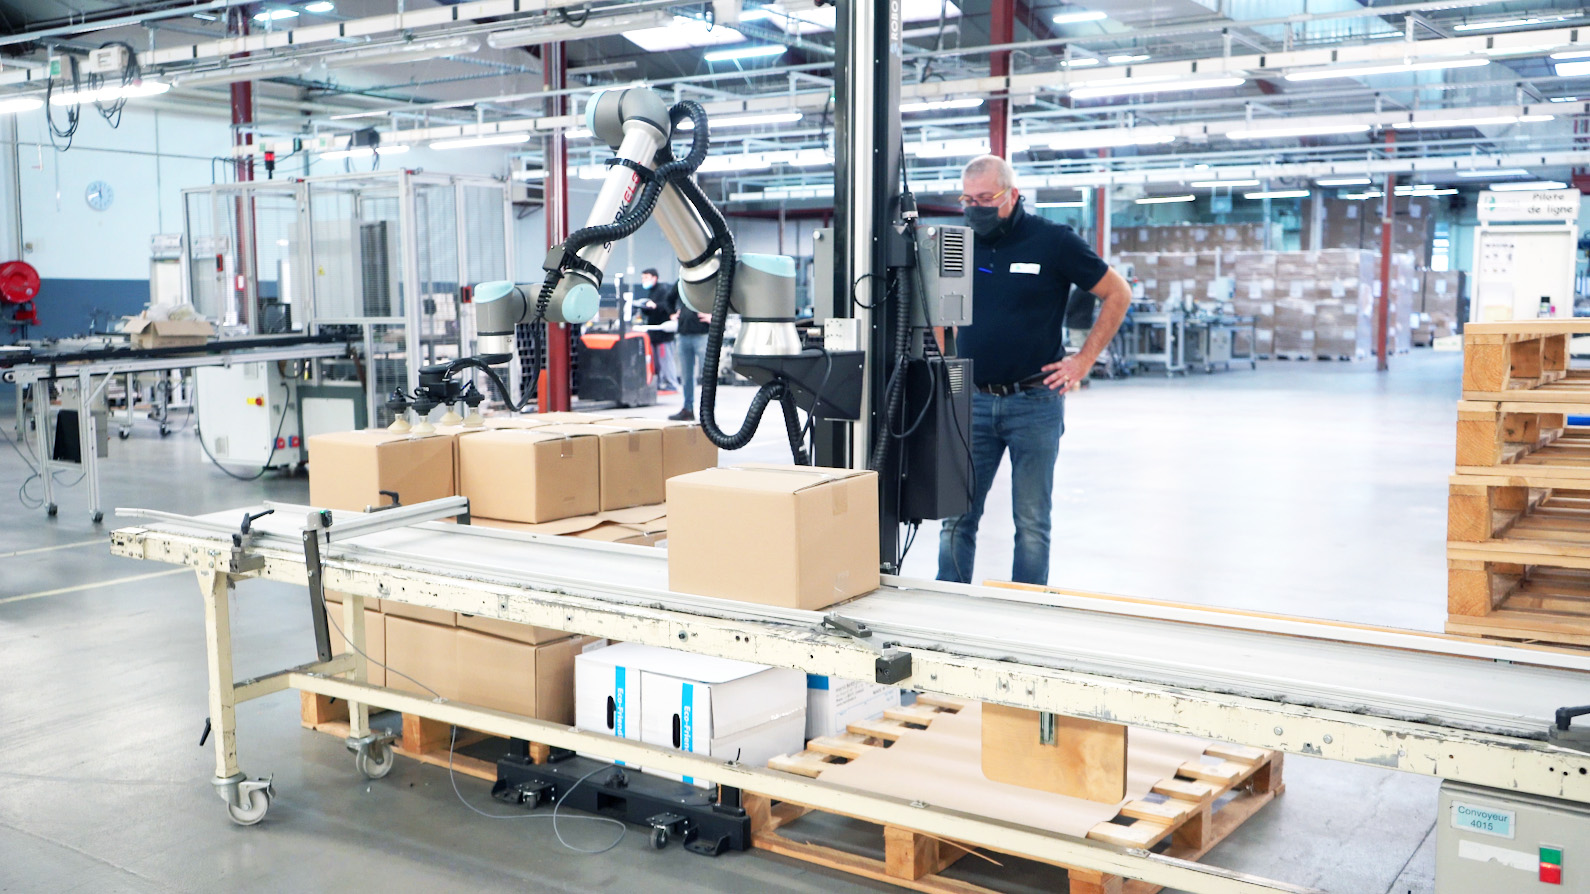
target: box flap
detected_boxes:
[474,515,606,536]
[534,423,608,439]
[599,504,667,525]
[674,464,867,495]
[573,522,651,544]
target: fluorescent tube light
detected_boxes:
[321,144,409,160]
[1061,58,1100,67]
[1317,177,1372,186]
[1457,168,1529,178]
[1051,9,1106,24]
[1285,56,1489,82]
[1225,123,1369,140]
[1551,50,1590,61]
[1396,114,1553,129]
[1189,179,1259,188]
[489,12,670,48]
[1488,180,1568,191]
[50,79,169,106]
[1453,16,1564,31]
[899,97,983,112]
[252,7,297,21]
[511,169,547,181]
[623,16,745,51]
[1070,76,1244,100]
[1343,191,1384,199]
[304,1,334,12]
[0,96,40,114]
[1135,194,1194,204]
[326,37,478,68]
[170,59,308,86]
[703,44,786,62]
[1045,128,1176,151]
[1244,189,1310,199]
[1108,54,1149,64]
[676,111,801,129]
[1549,96,1581,102]
[430,132,531,150]
[1555,60,1590,77]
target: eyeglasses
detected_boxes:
[957,188,1010,208]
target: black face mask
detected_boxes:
[964,199,1022,240]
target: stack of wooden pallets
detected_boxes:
[1449,319,1590,647]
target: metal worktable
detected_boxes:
[2,337,349,522]
[107,503,1590,894]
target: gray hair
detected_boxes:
[962,155,1016,189]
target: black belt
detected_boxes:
[976,374,1048,396]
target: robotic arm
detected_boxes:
[468,87,863,458]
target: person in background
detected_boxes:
[670,284,712,421]
[638,268,680,393]
[938,154,1132,587]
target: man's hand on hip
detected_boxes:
[1040,355,1089,393]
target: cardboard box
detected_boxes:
[456,630,601,721]
[385,615,599,721]
[540,423,665,511]
[307,430,456,513]
[667,464,880,610]
[805,674,902,739]
[457,428,601,523]
[638,651,806,788]
[611,418,720,480]
[456,611,570,646]
[474,505,666,547]
[529,412,613,425]
[123,316,215,349]
[323,591,386,687]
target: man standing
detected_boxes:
[637,268,679,393]
[670,290,712,422]
[937,155,1131,586]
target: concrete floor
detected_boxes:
[0,351,1461,894]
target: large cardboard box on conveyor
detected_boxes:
[123,316,215,349]
[307,430,456,513]
[457,427,601,523]
[609,417,720,481]
[666,464,879,611]
[537,422,666,511]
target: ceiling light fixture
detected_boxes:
[1285,56,1489,82]
[1108,54,1149,64]
[1044,128,1176,151]
[1456,168,1530,178]
[1342,191,1385,200]
[511,170,548,181]
[899,97,984,113]
[1061,58,1100,67]
[1189,179,1259,188]
[1395,114,1553,129]
[1244,189,1310,199]
[1488,180,1568,191]
[702,44,787,63]
[169,59,309,87]
[1453,16,1565,31]
[50,79,169,106]
[1555,60,1590,77]
[1135,194,1195,204]
[252,7,297,21]
[1316,176,1372,186]
[489,12,670,48]
[1551,50,1590,61]
[1070,75,1244,100]
[303,1,334,12]
[676,111,802,130]
[623,16,746,51]
[325,37,479,68]
[430,132,531,150]
[1051,9,1107,24]
[0,96,41,114]
[1549,96,1581,102]
[1225,123,1370,140]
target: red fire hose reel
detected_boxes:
[0,259,40,326]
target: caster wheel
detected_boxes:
[46,503,57,517]
[355,742,395,779]
[159,425,170,437]
[227,787,271,826]
[91,511,103,524]
[650,827,669,850]
[118,429,130,440]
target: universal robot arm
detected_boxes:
[458,87,864,459]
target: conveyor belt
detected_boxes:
[136,504,1590,741]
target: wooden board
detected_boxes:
[980,704,1127,803]
[1446,561,1590,647]
[299,691,549,780]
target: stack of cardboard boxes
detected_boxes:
[1416,270,1465,345]
[1110,223,1279,254]
[305,412,720,725]
[1300,196,1434,258]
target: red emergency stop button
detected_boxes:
[1541,863,1562,885]
[248,396,264,406]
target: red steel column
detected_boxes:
[988,0,1012,158]
[1377,131,1396,372]
[543,41,573,411]
[228,7,255,328]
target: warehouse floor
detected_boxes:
[0,351,1460,894]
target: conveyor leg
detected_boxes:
[199,568,273,823]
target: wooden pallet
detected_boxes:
[758,696,1283,894]
[1454,400,1578,468]
[1462,320,1590,401]
[1448,563,1590,647]
[299,691,548,780]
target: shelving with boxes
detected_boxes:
[1448,319,1590,647]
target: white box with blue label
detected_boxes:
[637,650,806,789]
[574,642,655,763]
[805,674,902,739]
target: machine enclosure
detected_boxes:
[665,464,880,610]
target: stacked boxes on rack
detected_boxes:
[1416,271,1465,345]
[304,413,721,723]
[1447,320,1590,648]
[1109,223,1278,254]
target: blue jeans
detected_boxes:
[676,334,708,411]
[937,387,1064,585]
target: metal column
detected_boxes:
[988,0,1013,159]
[543,41,573,412]
[1377,131,1396,372]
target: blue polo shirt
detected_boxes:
[958,208,1110,387]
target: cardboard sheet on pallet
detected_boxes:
[816,703,1209,838]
